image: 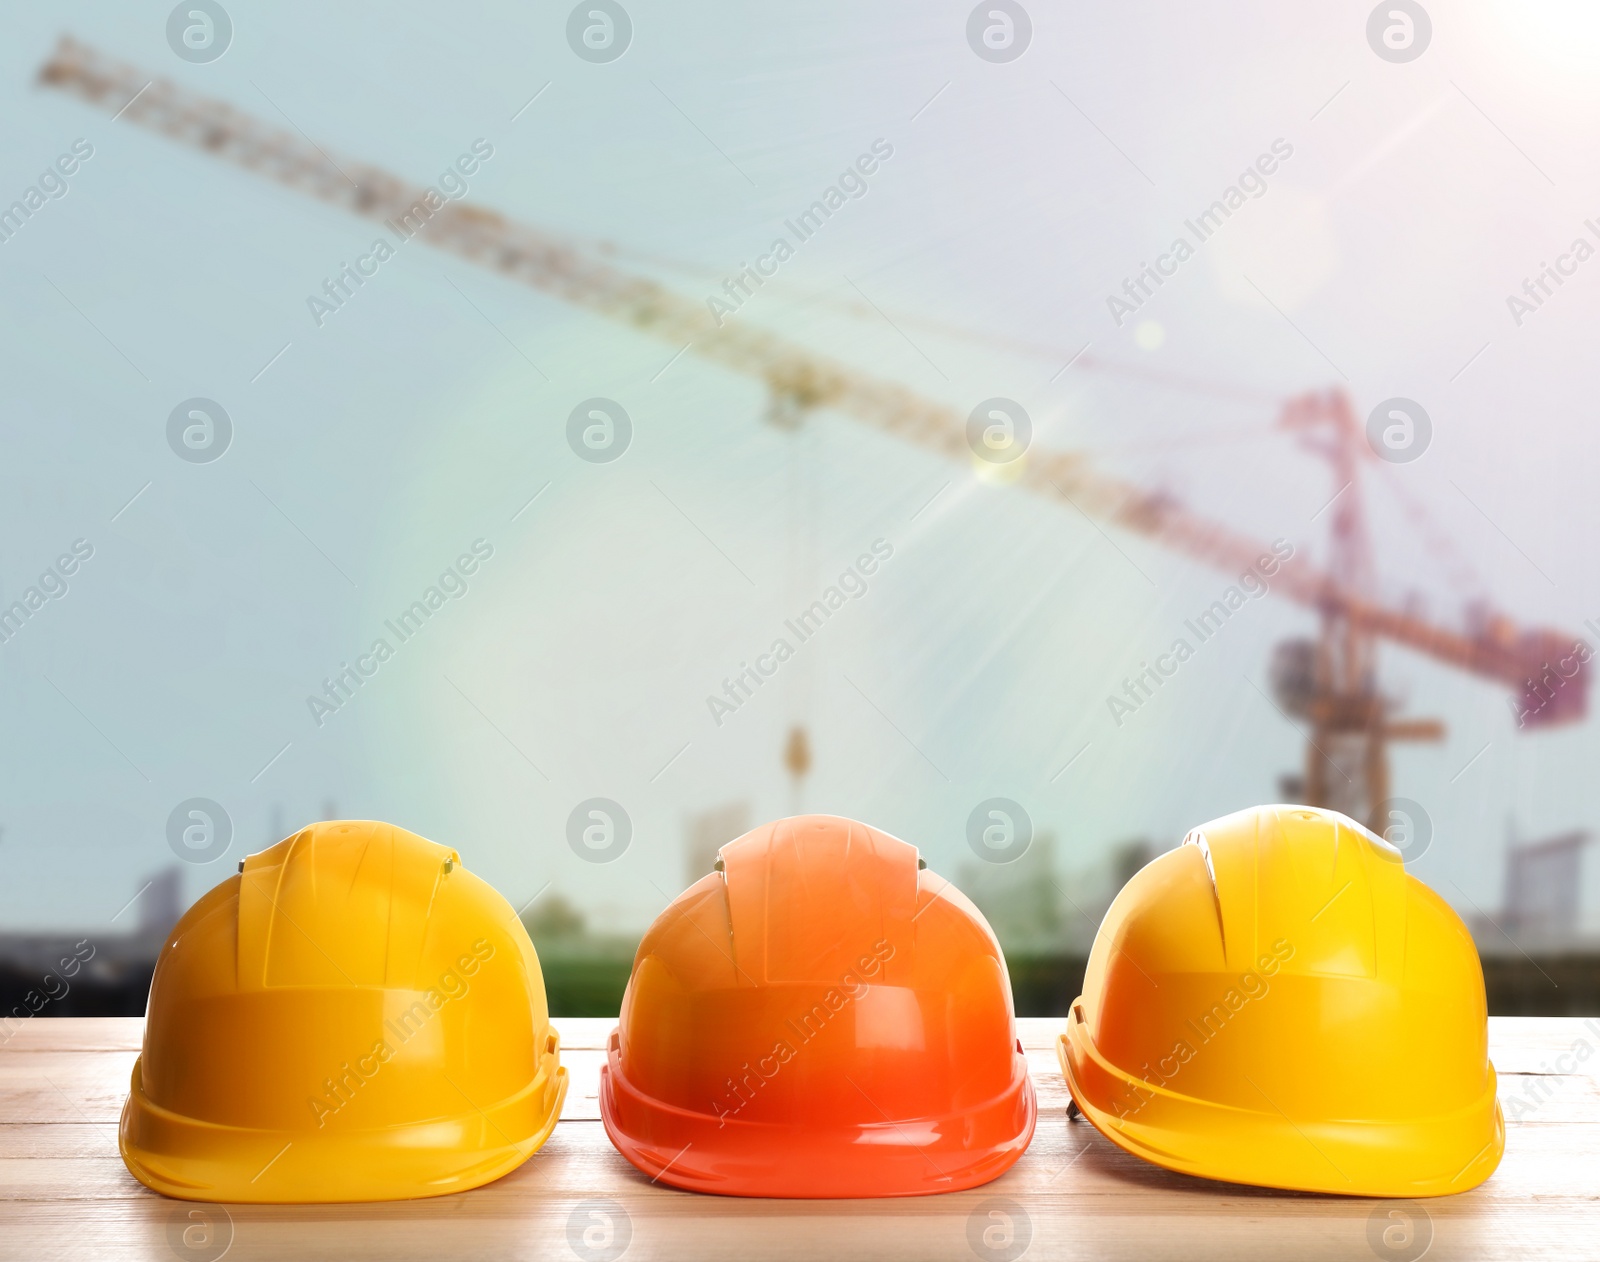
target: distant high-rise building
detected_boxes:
[958,833,1065,954]
[684,803,750,886]
[1503,831,1590,947]
[139,867,184,939]
[1109,838,1156,890]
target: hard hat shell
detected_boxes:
[1058,804,1504,1197]
[120,821,567,1202]
[599,814,1036,1197]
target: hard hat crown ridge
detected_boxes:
[1059,804,1504,1197]
[119,820,568,1203]
[601,814,1037,1197]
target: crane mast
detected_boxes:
[1271,391,1446,826]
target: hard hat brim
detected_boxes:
[1058,1002,1504,1198]
[119,1052,568,1203]
[599,1029,1036,1198]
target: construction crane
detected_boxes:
[1271,389,1448,823]
[38,37,1590,833]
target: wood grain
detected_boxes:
[0,1017,1594,1261]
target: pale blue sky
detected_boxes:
[3,0,1599,936]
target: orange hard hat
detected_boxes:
[599,814,1036,1197]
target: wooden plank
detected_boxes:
[0,1050,134,1125]
[7,1015,1591,1061]
[0,1017,144,1052]
[0,1120,1595,1262]
[0,1017,1595,1260]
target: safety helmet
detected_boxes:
[1058,804,1503,1197]
[599,814,1036,1197]
[120,821,567,1202]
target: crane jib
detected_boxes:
[33,36,1589,740]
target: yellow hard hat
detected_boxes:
[120,821,567,1202]
[1058,804,1503,1197]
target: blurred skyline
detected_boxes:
[3,1,1600,941]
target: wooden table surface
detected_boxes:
[2,1016,1595,1261]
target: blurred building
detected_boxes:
[0,865,183,1020]
[957,833,1166,955]
[141,867,183,939]
[958,833,1065,955]
[683,802,750,887]
[958,833,1172,962]
[1501,830,1592,948]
